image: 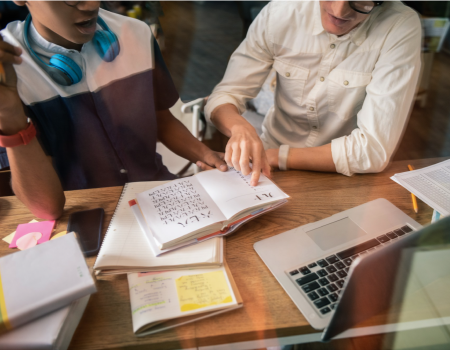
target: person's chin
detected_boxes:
[323,22,348,36]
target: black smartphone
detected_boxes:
[67,208,104,257]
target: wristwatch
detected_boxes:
[0,120,36,148]
[278,144,290,171]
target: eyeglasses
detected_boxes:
[349,1,383,14]
[64,1,81,7]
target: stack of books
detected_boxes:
[0,233,97,349]
[93,167,289,335]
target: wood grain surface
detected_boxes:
[0,158,443,349]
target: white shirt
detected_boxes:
[205,1,421,176]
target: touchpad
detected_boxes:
[306,217,367,251]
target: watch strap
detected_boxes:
[278,144,290,171]
[0,122,37,148]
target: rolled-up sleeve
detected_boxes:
[205,4,274,120]
[332,13,421,176]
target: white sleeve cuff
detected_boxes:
[331,136,353,177]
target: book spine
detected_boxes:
[93,183,129,270]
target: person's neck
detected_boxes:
[33,21,82,51]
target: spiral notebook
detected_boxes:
[93,181,223,276]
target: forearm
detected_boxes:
[210,103,256,137]
[156,109,211,163]
[2,115,65,219]
[287,144,336,172]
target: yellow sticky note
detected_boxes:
[3,219,38,244]
[50,231,67,240]
[176,270,233,312]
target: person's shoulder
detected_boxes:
[375,2,420,28]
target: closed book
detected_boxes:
[0,295,90,350]
[0,233,96,334]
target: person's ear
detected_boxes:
[13,1,27,6]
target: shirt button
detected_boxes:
[320,77,324,82]
[309,107,315,111]
[330,44,336,49]
[343,80,349,86]
[120,169,128,174]
[285,72,291,77]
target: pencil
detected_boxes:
[0,62,5,83]
[407,164,418,213]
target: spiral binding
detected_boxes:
[93,183,129,271]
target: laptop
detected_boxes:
[254,198,425,340]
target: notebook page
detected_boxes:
[135,177,226,245]
[195,167,290,219]
[94,181,220,271]
[128,266,238,333]
[391,159,450,216]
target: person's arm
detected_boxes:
[265,144,336,172]
[329,13,421,176]
[205,4,274,186]
[0,35,65,219]
[156,109,227,171]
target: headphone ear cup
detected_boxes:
[93,30,120,62]
[49,54,83,85]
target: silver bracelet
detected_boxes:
[278,144,290,171]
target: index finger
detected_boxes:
[249,147,263,186]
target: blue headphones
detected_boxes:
[23,14,120,86]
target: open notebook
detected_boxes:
[93,181,223,275]
[128,263,243,336]
[135,167,289,250]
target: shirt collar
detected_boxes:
[29,21,75,55]
[312,1,380,46]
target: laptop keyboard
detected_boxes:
[287,224,414,317]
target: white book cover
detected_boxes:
[0,233,96,333]
[0,295,90,350]
[93,181,223,275]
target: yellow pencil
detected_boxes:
[407,164,418,213]
[0,62,5,83]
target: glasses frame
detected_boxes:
[349,1,383,14]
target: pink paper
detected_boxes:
[16,232,42,250]
[9,220,56,248]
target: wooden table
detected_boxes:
[0,158,441,349]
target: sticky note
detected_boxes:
[2,219,38,244]
[50,231,67,240]
[17,232,42,250]
[9,220,55,248]
[176,270,233,312]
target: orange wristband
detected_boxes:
[0,122,36,148]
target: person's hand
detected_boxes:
[265,148,279,170]
[225,124,271,186]
[196,151,228,172]
[0,34,25,134]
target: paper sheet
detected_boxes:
[2,220,38,244]
[391,159,450,216]
[128,266,237,333]
[195,167,289,219]
[9,220,55,248]
[51,231,67,240]
[175,270,232,312]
